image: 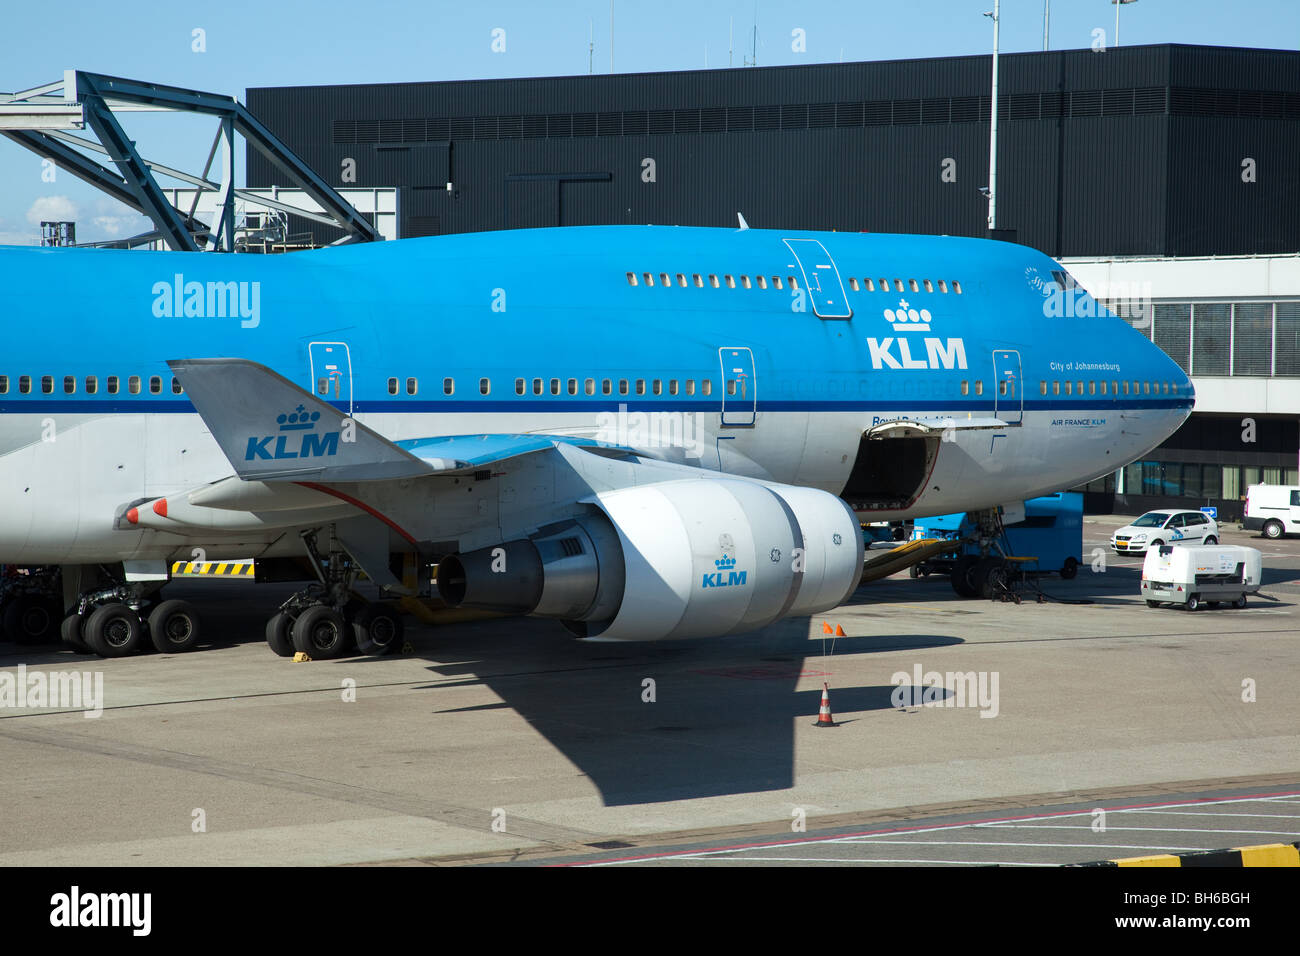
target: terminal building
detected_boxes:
[246,43,1300,518]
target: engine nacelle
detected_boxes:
[435,477,863,640]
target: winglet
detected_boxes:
[168,358,434,482]
[736,212,750,231]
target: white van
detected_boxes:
[1242,484,1300,539]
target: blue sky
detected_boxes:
[3,0,1299,244]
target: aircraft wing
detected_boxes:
[167,358,612,481]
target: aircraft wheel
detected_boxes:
[84,603,143,657]
[1059,557,1078,580]
[354,603,405,656]
[950,555,980,598]
[265,612,295,657]
[3,595,62,645]
[148,600,201,653]
[61,612,92,653]
[976,557,1005,599]
[292,605,350,659]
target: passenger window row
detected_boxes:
[0,374,180,396]
[512,377,715,397]
[848,277,963,295]
[1038,380,1179,396]
[628,271,797,290]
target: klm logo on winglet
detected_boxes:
[245,404,339,461]
[867,300,967,370]
[701,552,747,589]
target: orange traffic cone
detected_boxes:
[822,621,833,634]
[834,624,845,637]
[813,682,838,728]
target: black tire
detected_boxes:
[1148,539,1164,551]
[1186,595,1200,612]
[353,603,405,656]
[976,557,1005,600]
[1060,557,1079,580]
[265,612,296,657]
[60,612,91,653]
[1203,536,1217,545]
[1145,600,1161,608]
[951,555,980,598]
[147,600,201,653]
[1234,594,1247,609]
[84,603,143,657]
[1263,520,1284,540]
[3,595,61,645]
[292,605,350,659]
[908,564,920,579]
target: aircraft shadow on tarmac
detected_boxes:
[393,614,964,806]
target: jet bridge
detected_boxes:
[0,70,380,251]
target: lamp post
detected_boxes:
[985,2,999,232]
[1112,0,1138,48]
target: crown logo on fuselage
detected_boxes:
[883,298,931,333]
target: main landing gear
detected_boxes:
[60,576,203,657]
[264,528,404,660]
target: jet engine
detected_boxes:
[435,477,863,640]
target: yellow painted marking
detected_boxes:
[1115,854,1181,867]
[1238,843,1300,867]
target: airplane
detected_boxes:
[0,224,1193,658]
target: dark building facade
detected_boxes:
[248,43,1300,258]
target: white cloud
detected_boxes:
[25,195,79,226]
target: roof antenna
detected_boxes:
[736,212,750,230]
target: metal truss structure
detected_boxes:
[0,70,379,251]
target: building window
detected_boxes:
[64,375,76,394]
[480,377,491,395]
[387,377,398,395]
[626,272,637,286]
[443,377,454,395]
[408,377,419,395]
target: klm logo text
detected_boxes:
[702,554,747,588]
[867,337,967,371]
[245,404,338,461]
